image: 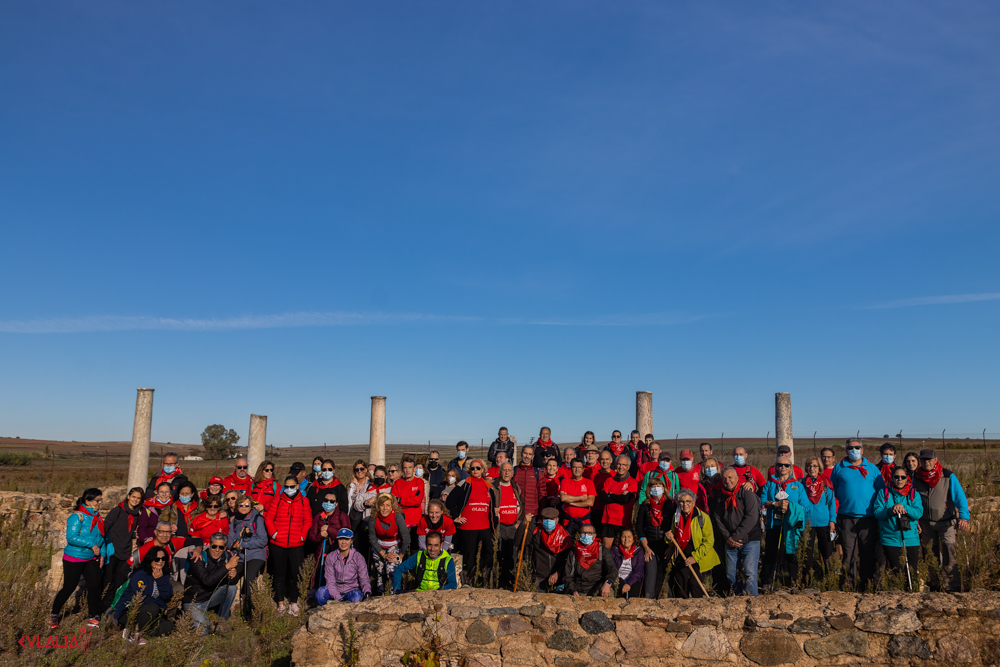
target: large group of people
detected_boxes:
[49,431,972,644]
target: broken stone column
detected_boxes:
[248,414,267,475]
[369,396,386,466]
[636,391,653,440]
[127,388,154,489]
[775,392,794,464]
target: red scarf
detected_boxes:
[803,475,832,505]
[574,539,600,570]
[916,460,943,488]
[144,496,172,510]
[890,479,914,499]
[653,470,674,494]
[619,544,637,560]
[675,511,693,551]
[118,501,137,534]
[847,461,869,479]
[175,499,197,522]
[649,497,666,526]
[877,462,894,486]
[609,443,625,456]
[538,524,571,553]
[719,486,739,511]
[79,505,104,536]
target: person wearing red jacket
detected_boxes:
[199,477,225,501]
[306,459,349,517]
[265,476,311,616]
[391,457,427,545]
[512,446,541,518]
[599,455,637,548]
[223,458,254,496]
[251,460,279,512]
[307,487,351,590]
[174,480,200,529]
[675,449,702,493]
[188,496,230,544]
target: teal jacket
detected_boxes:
[781,498,806,555]
[64,510,109,561]
[874,486,923,547]
[759,477,806,530]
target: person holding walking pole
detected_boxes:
[760,457,805,590]
[875,466,922,589]
[663,489,716,598]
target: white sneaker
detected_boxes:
[276,602,287,615]
[288,603,300,617]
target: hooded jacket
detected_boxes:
[874,486,923,547]
[227,508,269,562]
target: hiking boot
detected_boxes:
[49,614,59,629]
[288,603,300,617]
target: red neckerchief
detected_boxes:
[846,460,869,479]
[538,523,571,553]
[315,478,341,490]
[652,469,674,494]
[719,486,739,511]
[890,479,914,499]
[152,468,182,488]
[675,511,693,551]
[619,544,637,560]
[877,462,894,486]
[79,505,104,536]
[144,496,172,510]
[916,461,943,488]
[768,475,793,491]
[649,497,665,526]
[803,475,832,504]
[118,501,137,534]
[175,499,197,521]
[609,443,625,456]
[574,540,600,570]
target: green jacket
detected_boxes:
[638,468,681,504]
[668,508,721,572]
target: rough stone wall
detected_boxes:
[291,589,1000,667]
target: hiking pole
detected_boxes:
[667,534,710,597]
[513,515,532,592]
[771,499,786,590]
[898,517,913,592]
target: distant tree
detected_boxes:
[201,425,240,460]
[189,448,199,457]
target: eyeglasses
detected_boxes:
[209,544,226,550]
[236,465,248,470]
[322,467,334,472]
[893,475,909,481]
[284,486,297,490]
[611,435,622,439]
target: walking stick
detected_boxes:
[898,515,913,592]
[667,533,710,598]
[771,512,785,590]
[513,515,533,592]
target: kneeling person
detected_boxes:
[183,533,239,635]
[316,529,371,605]
[564,524,618,597]
[393,531,457,592]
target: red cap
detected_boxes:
[209,476,224,486]
[680,449,694,460]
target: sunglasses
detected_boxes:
[236,465,248,470]
[264,468,273,473]
[209,544,226,550]
[428,458,439,462]
[893,476,909,481]
[470,466,482,471]
[207,504,221,509]
[354,467,365,472]
[776,464,790,468]
[322,467,334,472]
[238,503,252,508]
[152,556,167,562]
[848,446,862,451]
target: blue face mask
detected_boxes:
[284,487,298,497]
[680,461,692,471]
[320,471,334,481]
[313,465,322,472]
[163,465,176,474]
[734,455,746,466]
[882,454,894,465]
[705,467,718,478]
[658,461,670,471]
[415,468,424,478]
[848,448,862,462]
[542,519,557,531]
[649,486,664,498]
[579,534,595,546]
[178,495,192,504]
[457,451,467,460]
[322,501,336,512]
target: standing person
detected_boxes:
[487,427,515,464]
[392,456,427,547]
[101,486,143,612]
[590,451,614,539]
[627,430,646,465]
[558,448,577,478]
[347,459,373,556]
[637,442,662,477]
[251,461,278,513]
[532,427,561,468]
[876,443,897,486]
[453,459,495,585]
[559,460,596,536]
[732,447,766,492]
[316,529,371,604]
[801,457,837,576]
[424,451,446,499]
[304,456,325,491]
[577,431,597,459]
[664,489,719,599]
[582,444,602,479]
[492,462,527,589]
[902,452,920,477]
[820,448,837,481]
[600,455,637,549]
[306,459,348,516]
[564,524,618,598]
[638,452,680,504]
[51,488,106,629]
[712,468,761,597]
[440,468,462,515]
[760,456,806,587]
[487,451,510,480]
[265,477,311,615]
[830,438,883,591]
[913,449,970,592]
[369,494,409,595]
[675,450,701,493]
[392,531,457,593]
[766,445,804,480]
[612,529,644,599]
[183,533,239,635]
[387,463,401,484]
[604,430,627,459]
[448,441,472,480]
[698,443,715,468]
[189,495,230,544]
[700,458,722,502]
[875,466,923,581]
[145,453,183,498]
[115,547,174,644]
[532,507,572,591]
[634,478,673,599]
[513,445,540,519]
[417,499,457,551]
[307,488,351,591]
[537,459,563,512]
[223,458,254,496]
[200,476,225,501]
[289,462,309,491]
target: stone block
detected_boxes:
[545,629,589,653]
[496,616,531,637]
[887,635,932,660]
[589,637,618,663]
[579,610,615,635]
[518,603,545,617]
[466,620,497,646]
[679,626,735,661]
[615,621,672,658]
[483,606,519,616]
[803,631,869,659]
[937,635,979,664]
[557,610,580,626]
[788,616,830,635]
[740,631,806,666]
[854,609,921,634]
[449,605,480,619]
[826,614,855,631]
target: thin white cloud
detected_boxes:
[523,312,713,327]
[0,312,480,334]
[866,293,1000,310]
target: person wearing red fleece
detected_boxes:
[265,476,312,616]
[638,442,662,477]
[581,445,602,480]
[590,451,614,536]
[599,455,637,548]
[732,446,766,492]
[145,453,183,498]
[537,459,564,512]
[391,457,427,545]
[559,460,596,535]
[486,451,510,480]
[222,458,254,496]
[675,449,702,493]
[200,476,225,501]
[307,459,349,517]
[531,427,561,468]
[766,445,805,480]
[558,447,578,479]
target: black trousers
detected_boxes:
[269,545,305,603]
[806,527,835,571]
[101,555,132,612]
[135,602,173,637]
[459,529,495,586]
[838,515,877,591]
[762,526,799,587]
[883,545,920,579]
[52,558,102,619]
[668,542,705,599]
[235,559,266,620]
[642,541,668,599]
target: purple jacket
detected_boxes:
[612,547,645,588]
[324,548,371,600]
[136,506,160,544]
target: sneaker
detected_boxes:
[49,614,59,629]
[276,602,287,615]
[86,617,100,629]
[288,603,300,617]
[135,632,147,647]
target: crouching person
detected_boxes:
[564,524,618,598]
[182,533,239,635]
[316,529,371,605]
[114,547,174,646]
[392,531,457,593]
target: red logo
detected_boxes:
[18,627,92,654]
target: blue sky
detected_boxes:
[1,2,998,446]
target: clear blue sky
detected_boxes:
[2,2,998,447]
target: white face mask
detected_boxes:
[705,467,718,478]
[447,477,457,486]
[680,460,692,471]
[649,486,664,498]
[415,468,424,478]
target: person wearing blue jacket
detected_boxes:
[51,488,108,630]
[114,546,175,644]
[874,466,923,584]
[801,458,837,575]
[227,498,268,620]
[759,458,805,588]
[829,438,884,591]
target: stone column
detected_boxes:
[248,414,267,475]
[636,391,653,440]
[127,388,155,490]
[369,396,386,466]
[775,392,794,464]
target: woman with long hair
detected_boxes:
[251,460,278,512]
[452,459,495,586]
[612,528,644,598]
[51,488,106,629]
[188,494,230,544]
[114,546,174,644]
[265,475,312,616]
[227,492,268,621]
[801,456,837,577]
[368,493,409,594]
[101,486,144,612]
[174,480,199,530]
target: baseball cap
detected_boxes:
[918,448,936,460]
[208,476,224,486]
[776,445,791,454]
[680,449,694,460]
[336,528,354,539]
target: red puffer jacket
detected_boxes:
[264,491,311,548]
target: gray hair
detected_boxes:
[721,466,738,476]
[845,437,862,447]
[155,521,173,531]
[676,489,697,503]
[615,455,632,467]
[209,532,228,543]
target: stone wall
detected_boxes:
[291,589,1000,667]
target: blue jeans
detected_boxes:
[183,584,238,635]
[315,586,364,605]
[725,540,760,597]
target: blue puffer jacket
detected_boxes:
[64,510,109,561]
[760,477,806,530]
[874,486,923,547]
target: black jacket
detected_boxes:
[532,527,571,580]
[184,552,233,604]
[306,482,349,518]
[453,478,496,529]
[634,501,675,551]
[426,465,446,499]
[532,443,562,469]
[709,487,761,544]
[104,503,140,559]
[564,544,618,595]
[487,438,515,464]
